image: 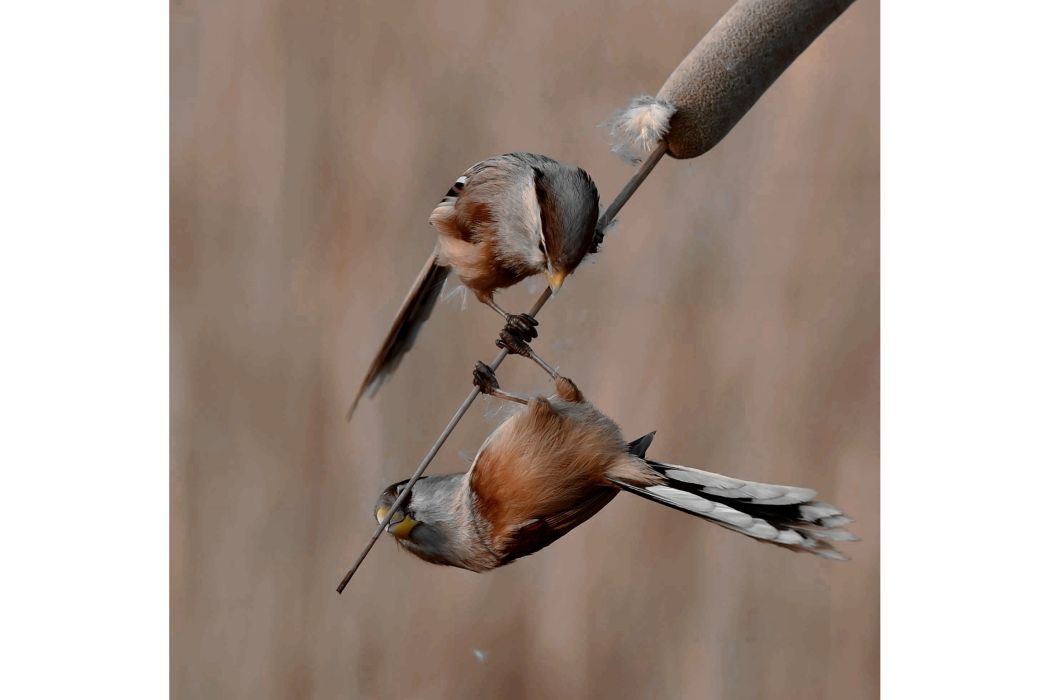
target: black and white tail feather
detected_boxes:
[617,432,856,560]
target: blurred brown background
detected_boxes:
[171,0,878,697]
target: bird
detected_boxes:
[372,356,857,572]
[348,152,602,419]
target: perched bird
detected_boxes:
[373,361,856,572]
[348,153,602,419]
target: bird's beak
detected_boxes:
[376,506,418,539]
[546,269,566,293]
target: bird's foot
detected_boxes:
[496,327,535,358]
[503,313,538,342]
[472,361,501,394]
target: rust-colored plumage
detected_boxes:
[373,374,856,572]
[348,153,600,419]
[469,378,659,559]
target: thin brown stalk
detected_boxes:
[337,143,668,593]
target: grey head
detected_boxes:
[373,473,492,571]
[520,153,601,291]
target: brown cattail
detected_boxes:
[609,0,856,162]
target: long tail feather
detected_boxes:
[347,253,449,420]
[612,456,857,560]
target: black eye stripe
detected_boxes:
[391,478,414,503]
[443,177,467,199]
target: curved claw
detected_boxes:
[496,328,533,357]
[472,361,500,394]
[504,313,538,341]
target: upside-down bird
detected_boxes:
[373,346,856,572]
[348,153,601,419]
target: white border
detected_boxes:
[883,1,1050,696]
[2,0,1049,696]
[1,2,168,696]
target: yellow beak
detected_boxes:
[376,506,418,539]
[546,269,566,293]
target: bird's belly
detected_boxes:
[435,236,532,300]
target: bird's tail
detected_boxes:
[614,436,856,560]
[347,252,450,420]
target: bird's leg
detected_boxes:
[496,329,559,380]
[484,298,511,319]
[472,362,530,405]
[484,299,539,342]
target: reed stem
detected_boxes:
[337,145,667,593]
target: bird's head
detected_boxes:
[532,162,600,293]
[373,474,472,568]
